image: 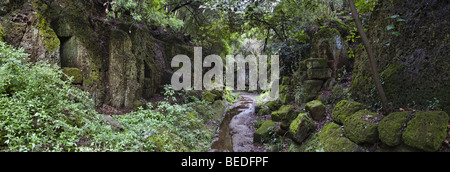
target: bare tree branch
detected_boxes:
[349,0,390,114]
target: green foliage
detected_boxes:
[267,136,288,152]
[0,41,96,151]
[107,0,184,30]
[223,90,239,103]
[163,84,177,102]
[385,14,405,37]
[346,27,360,58]
[201,0,339,41]
[332,100,365,124]
[0,41,217,152]
[253,119,264,129]
[292,30,310,44]
[201,0,338,53]
[425,98,441,111]
[346,27,360,43]
[88,101,212,152]
[84,84,219,152]
[386,25,395,31]
[354,0,377,14]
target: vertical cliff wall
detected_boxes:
[0,0,193,109]
[351,0,450,113]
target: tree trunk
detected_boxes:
[349,0,391,114]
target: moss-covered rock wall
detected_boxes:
[351,0,450,114]
[0,0,193,109]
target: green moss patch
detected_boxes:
[305,58,328,69]
[257,106,271,116]
[62,67,83,84]
[402,111,448,152]
[306,100,326,121]
[378,112,410,147]
[253,120,277,144]
[307,68,332,80]
[266,100,281,111]
[85,68,99,85]
[332,100,365,124]
[202,91,217,103]
[289,113,315,143]
[271,105,295,122]
[349,0,450,114]
[132,100,144,110]
[37,15,60,52]
[299,122,363,152]
[343,109,383,144]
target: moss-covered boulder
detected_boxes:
[402,111,449,152]
[291,58,328,106]
[257,106,271,116]
[306,100,326,121]
[305,58,328,69]
[311,26,348,78]
[343,109,383,144]
[266,100,281,111]
[62,67,83,84]
[331,84,347,101]
[280,107,304,130]
[299,122,363,152]
[307,68,332,80]
[378,112,410,147]
[294,80,324,105]
[202,91,217,103]
[253,120,277,144]
[289,113,315,143]
[332,100,365,124]
[271,105,296,122]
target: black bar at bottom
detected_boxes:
[1,151,441,170]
